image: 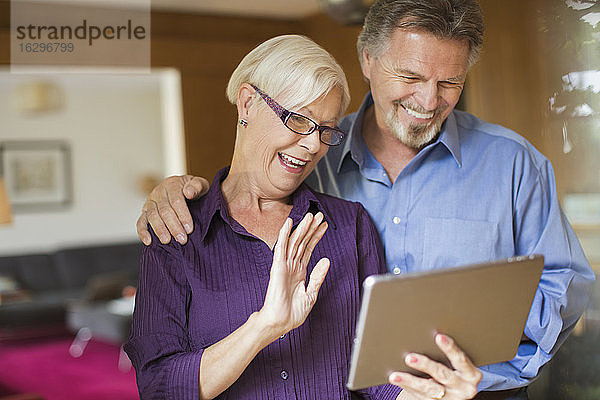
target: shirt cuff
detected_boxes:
[125,334,203,400]
[477,341,543,391]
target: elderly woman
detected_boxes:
[124,35,404,399]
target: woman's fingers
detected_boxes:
[436,334,481,384]
[306,257,330,303]
[389,335,481,400]
[293,212,324,267]
[287,212,326,270]
[300,221,328,270]
[403,352,458,388]
[287,213,314,262]
[274,218,293,264]
[273,212,328,294]
[389,371,445,399]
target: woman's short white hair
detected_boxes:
[226,34,350,118]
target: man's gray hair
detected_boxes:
[357,0,484,68]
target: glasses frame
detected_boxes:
[250,84,346,146]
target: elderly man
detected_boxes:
[137,0,595,398]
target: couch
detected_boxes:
[0,242,141,340]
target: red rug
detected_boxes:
[0,337,138,400]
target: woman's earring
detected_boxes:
[239,119,248,127]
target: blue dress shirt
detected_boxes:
[305,93,595,391]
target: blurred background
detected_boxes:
[0,0,598,399]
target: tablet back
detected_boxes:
[346,255,544,390]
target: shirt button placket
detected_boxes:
[277,331,293,398]
[388,211,405,273]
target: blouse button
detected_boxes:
[280,370,289,380]
[392,216,401,225]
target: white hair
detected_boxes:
[226,34,350,117]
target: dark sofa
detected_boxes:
[0,242,141,339]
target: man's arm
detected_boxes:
[136,175,209,245]
[137,166,326,246]
[479,153,595,391]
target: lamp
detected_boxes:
[318,0,375,25]
[0,178,13,225]
[13,81,65,114]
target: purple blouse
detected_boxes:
[124,168,402,400]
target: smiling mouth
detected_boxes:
[401,104,435,120]
[278,152,308,172]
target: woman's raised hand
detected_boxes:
[258,212,330,340]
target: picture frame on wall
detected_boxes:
[0,141,72,211]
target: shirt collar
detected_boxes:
[336,93,373,174]
[196,167,230,243]
[336,92,463,173]
[197,167,338,243]
[437,111,462,167]
[288,182,338,231]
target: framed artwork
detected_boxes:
[0,141,72,211]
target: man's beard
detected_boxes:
[385,101,446,149]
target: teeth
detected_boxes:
[404,107,434,119]
[280,153,307,167]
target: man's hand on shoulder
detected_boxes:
[136,175,209,246]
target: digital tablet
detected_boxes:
[346,255,544,390]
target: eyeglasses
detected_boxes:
[251,84,346,146]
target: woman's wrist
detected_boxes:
[250,311,286,344]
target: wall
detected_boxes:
[0,74,165,255]
[464,0,545,151]
[303,13,368,114]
